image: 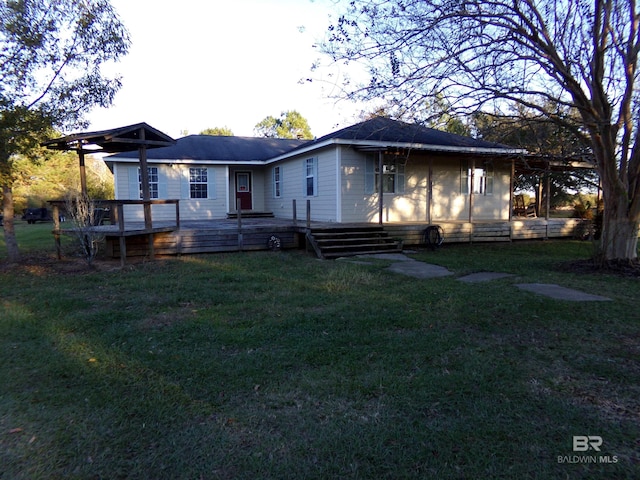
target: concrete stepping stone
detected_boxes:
[516,283,611,301]
[386,260,453,279]
[457,272,515,283]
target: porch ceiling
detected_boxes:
[515,154,595,174]
[42,122,176,153]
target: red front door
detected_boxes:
[235,172,252,210]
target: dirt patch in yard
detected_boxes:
[0,252,154,276]
[558,259,640,278]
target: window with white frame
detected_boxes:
[461,160,493,195]
[305,157,317,196]
[138,166,159,199]
[189,167,208,198]
[365,155,406,194]
[273,166,281,198]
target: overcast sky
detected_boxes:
[85,0,366,139]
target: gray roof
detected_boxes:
[109,135,309,162]
[294,116,514,151]
[108,117,519,163]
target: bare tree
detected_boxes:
[64,192,105,267]
[321,0,639,263]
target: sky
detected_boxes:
[86,0,366,139]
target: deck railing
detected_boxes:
[49,199,180,264]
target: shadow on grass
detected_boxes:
[1,244,639,479]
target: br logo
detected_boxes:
[573,436,603,452]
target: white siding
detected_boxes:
[431,158,468,221]
[339,147,376,223]
[110,152,512,224]
[340,151,511,223]
[112,162,228,221]
[340,148,429,223]
[431,158,511,221]
[265,146,338,222]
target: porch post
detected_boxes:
[468,159,475,243]
[77,145,88,196]
[509,159,515,222]
[427,157,433,224]
[468,158,475,224]
[378,150,384,225]
[237,205,243,251]
[138,127,152,231]
[52,203,61,259]
[138,127,155,258]
[292,199,297,226]
[545,162,551,239]
[545,164,551,221]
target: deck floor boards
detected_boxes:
[94,217,591,259]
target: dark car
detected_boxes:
[22,208,53,224]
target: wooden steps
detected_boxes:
[226,211,274,219]
[307,225,403,259]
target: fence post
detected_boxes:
[52,203,61,259]
[237,200,243,251]
[292,199,297,226]
[117,204,125,233]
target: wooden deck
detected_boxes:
[103,218,306,257]
[49,198,597,262]
[100,217,589,260]
[384,218,588,245]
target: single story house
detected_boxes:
[105,117,525,224]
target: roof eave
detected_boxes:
[105,156,268,166]
[266,138,525,163]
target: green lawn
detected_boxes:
[1,224,639,479]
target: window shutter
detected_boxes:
[313,158,318,196]
[302,160,306,196]
[460,160,469,194]
[129,167,140,199]
[485,163,494,195]
[181,167,190,199]
[365,156,375,194]
[158,168,168,198]
[397,163,405,194]
[207,168,216,199]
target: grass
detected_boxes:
[1,223,639,479]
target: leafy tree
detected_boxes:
[12,151,114,212]
[1,0,129,262]
[362,96,471,135]
[200,126,234,136]
[474,105,599,212]
[424,95,471,136]
[254,110,314,139]
[322,0,640,263]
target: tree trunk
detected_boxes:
[589,123,639,263]
[597,190,639,263]
[2,185,20,263]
